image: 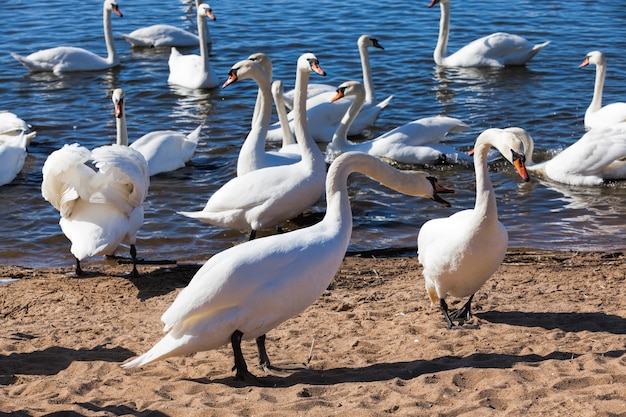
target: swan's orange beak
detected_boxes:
[206,9,216,21]
[579,56,590,69]
[512,152,530,182]
[427,177,453,207]
[114,99,123,118]
[330,88,345,103]
[112,4,123,18]
[311,61,326,76]
[222,69,238,88]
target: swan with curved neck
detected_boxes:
[122,151,452,382]
[41,92,149,276]
[282,34,387,109]
[579,51,626,130]
[326,80,471,165]
[178,53,327,240]
[111,88,203,177]
[417,128,529,328]
[428,0,549,67]
[221,57,300,176]
[167,3,218,89]
[11,0,123,73]
[505,126,626,186]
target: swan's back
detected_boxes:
[446,33,549,67]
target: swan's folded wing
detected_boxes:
[90,144,149,215]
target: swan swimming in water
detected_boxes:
[121,151,453,383]
[0,112,37,145]
[111,88,203,177]
[41,93,149,276]
[428,0,549,67]
[11,0,123,74]
[0,131,29,187]
[578,50,626,130]
[417,128,530,328]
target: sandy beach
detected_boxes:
[0,249,624,416]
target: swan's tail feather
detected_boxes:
[533,41,551,52]
[121,333,183,369]
[10,52,35,70]
[375,94,394,110]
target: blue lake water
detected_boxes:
[1,0,625,268]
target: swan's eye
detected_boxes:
[511,150,525,163]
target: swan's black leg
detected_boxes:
[75,257,84,276]
[231,330,262,384]
[248,230,257,241]
[256,334,272,371]
[450,294,474,323]
[129,244,139,277]
[439,298,455,329]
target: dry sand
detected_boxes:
[0,250,625,416]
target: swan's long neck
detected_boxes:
[197,11,210,71]
[434,0,451,65]
[293,64,324,166]
[272,80,297,147]
[116,106,128,146]
[103,5,118,65]
[330,90,366,149]
[471,136,499,227]
[589,61,606,114]
[237,68,272,175]
[359,42,375,104]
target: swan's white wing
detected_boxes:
[89,144,149,215]
[373,116,469,147]
[121,24,199,47]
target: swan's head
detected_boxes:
[579,50,605,69]
[198,3,216,21]
[358,35,385,50]
[111,88,125,118]
[222,59,265,88]
[247,52,272,79]
[105,0,123,17]
[476,128,530,182]
[428,0,445,8]
[330,81,365,103]
[299,53,327,76]
[504,127,535,165]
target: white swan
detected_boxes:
[178,53,328,240]
[0,132,28,186]
[111,89,203,177]
[11,0,123,74]
[167,3,218,89]
[41,94,149,276]
[121,23,203,48]
[417,128,530,328]
[505,126,626,186]
[578,51,626,130]
[428,0,550,67]
[121,151,453,381]
[282,34,388,110]
[326,81,471,165]
[0,112,37,145]
[221,56,300,176]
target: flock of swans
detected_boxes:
[4,0,626,383]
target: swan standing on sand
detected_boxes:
[505,126,626,186]
[167,3,218,89]
[578,51,626,130]
[111,89,203,177]
[11,0,123,73]
[282,34,389,109]
[178,53,327,240]
[122,151,453,382]
[221,57,300,176]
[41,94,149,276]
[428,0,549,67]
[326,81,471,165]
[417,128,530,328]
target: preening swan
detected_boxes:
[428,0,549,67]
[178,53,327,240]
[417,128,530,328]
[11,0,123,74]
[0,132,28,186]
[121,151,453,382]
[41,93,149,276]
[325,81,471,166]
[282,34,389,109]
[111,88,203,177]
[0,112,37,145]
[167,3,218,89]
[506,125,626,186]
[221,56,300,176]
[579,51,626,130]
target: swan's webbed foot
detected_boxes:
[256,334,307,373]
[449,293,474,324]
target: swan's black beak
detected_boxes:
[427,176,453,207]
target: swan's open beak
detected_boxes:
[512,151,530,182]
[222,70,238,88]
[578,56,590,69]
[427,177,453,207]
[112,5,123,18]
